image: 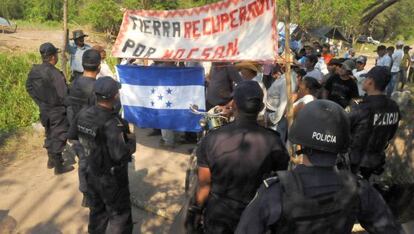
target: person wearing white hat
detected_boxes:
[387,41,404,96]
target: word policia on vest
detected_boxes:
[312,132,337,143]
[112,0,277,61]
[373,112,399,126]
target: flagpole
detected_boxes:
[283,0,294,157]
[62,0,68,78]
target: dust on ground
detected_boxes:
[0,125,192,234]
[0,27,413,233]
[0,27,109,54]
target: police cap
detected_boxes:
[361,66,391,86]
[39,42,60,56]
[289,100,350,154]
[82,49,101,67]
[233,80,263,114]
[94,76,121,100]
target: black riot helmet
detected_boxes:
[289,100,350,153]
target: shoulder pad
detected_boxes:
[263,176,279,188]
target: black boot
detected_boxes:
[62,144,77,166]
[47,154,55,169]
[54,154,75,175]
[81,193,90,207]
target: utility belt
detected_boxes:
[39,102,65,111]
[67,95,88,106]
[89,163,128,177]
[209,192,249,207]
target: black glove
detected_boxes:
[185,205,203,234]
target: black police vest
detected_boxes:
[67,77,95,118]
[271,169,359,234]
[76,110,114,176]
[362,98,400,168]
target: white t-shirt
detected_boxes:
[315,58,329,75]
[391,49,404,73]
[97,61,114,79]
[305,69,324,83]
[352,69,368,96]
[293,94,315,107]
[376,55,392,68]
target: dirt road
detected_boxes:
[0,28,107,54]
[0,126,191,233]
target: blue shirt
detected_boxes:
[67,42,91,72]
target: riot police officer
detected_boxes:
[190,81,289,234]
[348,66,400,179]
[66,49,101,206]
[67,49,101,118]
[26,42,74,175]
[235,100,403,234]
[68,77,135,234]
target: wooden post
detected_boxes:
[62,0,68,78]
[283,0,295,158]
[284,0,293,129]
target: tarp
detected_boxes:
[0,17,11,27]
[309,26,349,42]
[112,0,278,62]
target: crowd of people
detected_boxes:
[24,29,408,234]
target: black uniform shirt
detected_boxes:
[196,116,289,203]
[68,105,135,164]
[348,95,400,168]
[325,75,359,108]
[235,165,404,234]
[26,62,67,109]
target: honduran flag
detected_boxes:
[116,65,206,132]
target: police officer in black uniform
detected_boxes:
[190,81,289,234]
[235,100,403,234]
[26,42,74,175]
[348,66,400,180]
[67,49,101,118]
[66,49,101,206]
[68,77,135,234]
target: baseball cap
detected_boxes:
[94,76,121,99]
[39,42,61,56]
[396,40,404,46]
[404,45,412,50]
[328,58,343,66]
[374,45,386,52]
[82,49,101,67]
[356,55,367,64]
[341,59,355,71]
[233,80,263,113]
[361,66,391,83]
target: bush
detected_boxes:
[0,53,40,133]
[79,0,123,35]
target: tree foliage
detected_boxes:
[1,0,413,41]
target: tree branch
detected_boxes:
[360,0,400,25]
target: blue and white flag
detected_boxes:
[117,65,205,132]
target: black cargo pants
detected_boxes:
[87,168,132,234]
[40,107,68,156]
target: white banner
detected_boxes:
[112,0,278,62]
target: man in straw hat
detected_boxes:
[67,29,91,81]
